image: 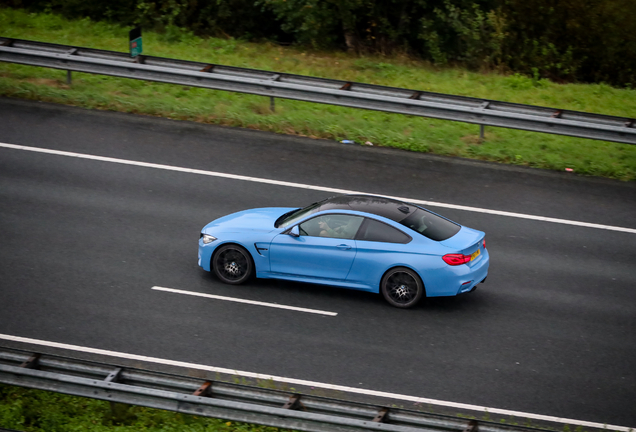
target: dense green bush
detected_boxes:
[0,0,286,40]
[259,0,501,68]
[1,0,634,86]
[499,0,636,86]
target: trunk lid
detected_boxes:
[440,225,485,263]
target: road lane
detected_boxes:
[0,98,635,427]
[0,98,634,229]
[2,141,635,234]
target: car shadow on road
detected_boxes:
[200,271,488,313]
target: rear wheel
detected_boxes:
[381,267,424,308]
[212,244,253,285]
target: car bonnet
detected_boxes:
[204,207,295,232]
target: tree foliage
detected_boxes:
[1,0,634,86]
[259,0,501,66]
[499,0,636,86]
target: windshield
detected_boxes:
[399,208,460,241]
[275,201,323,228]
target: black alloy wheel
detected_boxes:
[380,267,424,308]
[213,244,253,285]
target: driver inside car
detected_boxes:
[318,219,339,237]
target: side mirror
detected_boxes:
[289,225,300,237]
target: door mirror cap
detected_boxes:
[289,225,300,237]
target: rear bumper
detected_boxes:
[423,248,490,297]
[455,249,489,294]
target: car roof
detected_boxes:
[317,195,415,222]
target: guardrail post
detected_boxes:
[478,101,489,142]
[463,419,479,432]
[193,381,213,397]
[65,48,78,85]
[19,353,40,369]
[269,74,281,113]
[372,407,389,422]
[110,402,135,425]
[282,394,303,410]
[103,367,133,425]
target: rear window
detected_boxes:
[356,218,411,244]
[399,208,460,241]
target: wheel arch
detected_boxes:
[210,241,256,276]
[379,265,427,298]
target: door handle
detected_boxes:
[336,244,352,250]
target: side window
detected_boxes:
[356,218,412,244]
[299,214,364,239]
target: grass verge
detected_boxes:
[0,384,286,432]
[1,8,635,180]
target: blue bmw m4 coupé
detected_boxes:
[199,195,489,308]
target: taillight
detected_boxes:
[443,254,471,266]
[483,238,486,249]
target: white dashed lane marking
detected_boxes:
[151,286,338,316]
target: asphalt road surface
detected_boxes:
[0,98,635,428]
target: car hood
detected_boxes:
[203,207,297,233]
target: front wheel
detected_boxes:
[212,244,253,285]
[380,267,424,308]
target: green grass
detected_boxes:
[1,8,635,180]
[0,385,607,432]
[0,384,287,432]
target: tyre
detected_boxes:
[212,244,253,285]
[380,267,424,308]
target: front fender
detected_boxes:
[198,232,276,273]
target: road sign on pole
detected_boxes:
[129,27,142,58]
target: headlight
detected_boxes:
[200,234,217,244]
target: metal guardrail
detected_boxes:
[0,37,634,145]
[0,347,553,432]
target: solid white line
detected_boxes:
[1,142,635,234]
[0,333,631,431]
[151,286,337,316]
